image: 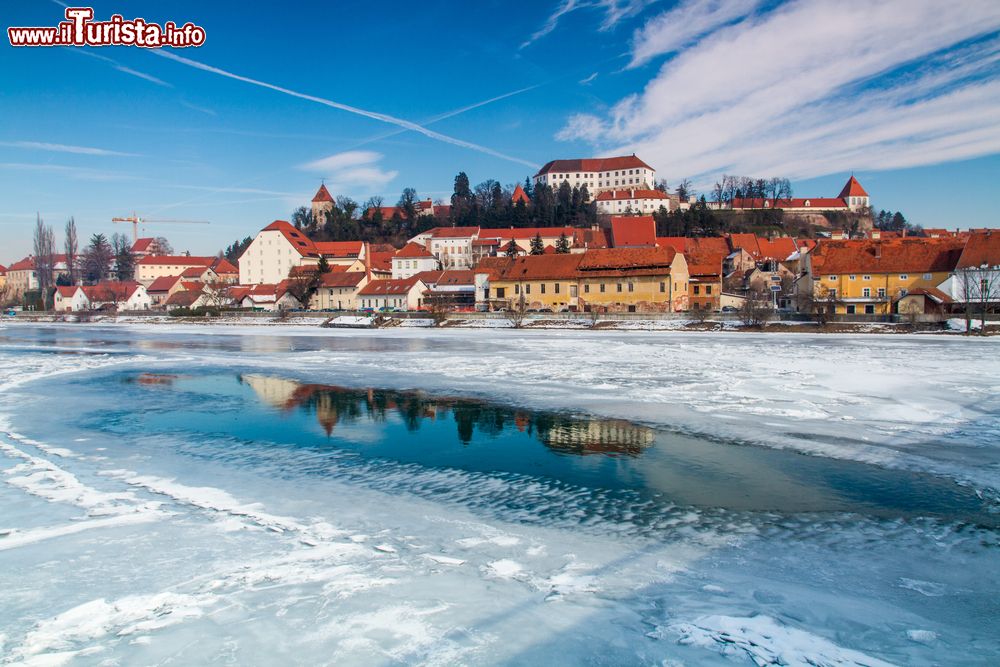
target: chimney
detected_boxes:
[875,242,882,259]
[364,241,372,281]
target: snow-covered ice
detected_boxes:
[0,322,997,665]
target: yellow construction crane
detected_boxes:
[111,213,210,243]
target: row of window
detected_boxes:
[827,288,887,298]
[504,282,681,295]
[545,169,647,179]
[828,273,933,281]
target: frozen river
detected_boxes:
[1,323,998,665]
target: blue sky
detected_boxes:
[2,0,999,262]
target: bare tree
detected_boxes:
[738,289,773,329]
[426,294,451,326]
[33,214,56,308]
[957,265,1000,335]
[507,291,528,329]
[153,236,173,255]
[64,217,78,285]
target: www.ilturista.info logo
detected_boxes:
[8,7,205,48]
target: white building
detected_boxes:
[137,256,217,284]
[424,227,479,269]
[53,285,88,311]
[594,189,670,215]
[239,220,367,286]
[392,242,439,279]
[82,282,150,311]
[309,271,370,310]
[533,155,655,197]
[357,277,427,311]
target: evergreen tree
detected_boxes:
[317,255,331,274]
[523,176,534,199]
[555,233,570,253]
[81,233,113,283]
[530,233,545,255]
[504,238,520,257]
[111,233,136,281]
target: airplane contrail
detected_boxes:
[152,50,539,169]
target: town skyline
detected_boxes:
[3,0,1000,260]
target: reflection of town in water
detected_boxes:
[239,374,654,457]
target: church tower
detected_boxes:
[311,183,335,224]
[838,176,870,211]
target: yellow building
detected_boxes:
[804,238,965,314]
[479,247,689,312]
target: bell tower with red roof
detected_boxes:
[311,182,335,224]
[838,175,870,211]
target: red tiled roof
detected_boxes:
[413,270,445,285]
[901,286,954,304]
[838,176,869,198]
[436,270,476,286]
[8,257,35,271]
[728,233,762,258]
[165,290,204,307]
[249,283,277,296]
[810,238,965,275]
[137,255,216,267]
[181,281,204,291]
[181,266,207,278]
[357,276,423,296]
[656,237,686,253]
[83,281,142,301]
[511,184,530,204]
[212,258,239,274]
[594,189,668,201]
[131,238,155,253]
[479,226,576,241]
[369,250,394,272]
[55,286,82,297]
[313,241,363,258]
[430,226,480,238]
[147,275,183,293]
[956,230,1000,269]
[732,197,848,209]
[491,253,584,280]
[578,246,676,271]
[227,286,252,301]
[262,220,319,257]
[396,242,434,259]
[757,237,799,262]
[572,228,612,249]
[312,184,334,203]
[432,204,451,217]
[0,264,6,274]
[318,271,368,288]
[610,216,657,247]
[535,155,653,177]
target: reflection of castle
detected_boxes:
[238,373,653,456]
[542,420,655,457]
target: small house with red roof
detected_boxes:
[310,271,370,311]
[82,282,150,312]
[940,229,1000,308]
[136,255,217,284]
[511,183,531,205]
[53,285,88,312]
[357,276,428,311]
[392,242,439,279]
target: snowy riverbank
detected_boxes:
[0,324,997,665]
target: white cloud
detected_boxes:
[298,151,398,193]
[629,0,762,67]
[74,50,172,88]
[580,72,599,84]
[522,0,655,48]
[558,0,1000,188]
[0,141,138,157]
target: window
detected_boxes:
[828,275,837,281]
[846,305,856,314]
[922,273,932,280]
[863,288,871,297]
[706,286,713,295]
[865,305,875,314]
[628,283,634,292]
[877,288,886,298]
[525,284,531,294]
[694,285,701,295]
[496,287,505,299]
[849,275,856,281]
[600,283,606,293]
[616,283,623,292]
[863,275,871,281]
[540,284,546,294]
[829,288,837,298]
[554,283,560,294]
[899,274,908,280]
[584,284,590,293]
[514,284,520,294]
[659,282,666,293]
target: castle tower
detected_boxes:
[838,176,870,211]
[311,183,335,224]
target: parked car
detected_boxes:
[721,306,738,312]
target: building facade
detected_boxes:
[533,155,655,196]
